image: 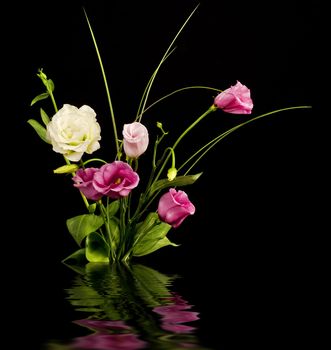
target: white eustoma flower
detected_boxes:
[46,104,101,162]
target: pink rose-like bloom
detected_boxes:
[72,167,103,201]
[93,161,139,199]
[122,122,149,159]
[214,80,253,114]
[157,188,195,228]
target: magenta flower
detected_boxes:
[71,333,147,350]
[157,188,195,228]
[73,167,103,201]
[161,323,196,333]
[122,122,149,158]
[214,80,253,114]
[93,161,139,199]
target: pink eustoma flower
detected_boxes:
[73,167,103,201]
[122,122,149,159]
[93,161,139,199]
[157,188,195,228]
[214,80,253,114]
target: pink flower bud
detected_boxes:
[214,80,253,114]
[157,188,195,228]
[122,122,149,158]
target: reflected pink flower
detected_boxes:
[161,323,196,333]
[153,292,200,335]
[72,333,147,350]
[214,80,253,114]
[154,309,199,323]
[72,168,103,201]
[74,319,131,332]
[153,304,190,314]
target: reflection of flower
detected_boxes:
[72,333,146,350]
[74,319,131,332]
[27,5,311,264]
[56,263,210,349]
[154,293,199,334]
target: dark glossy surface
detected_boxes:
[2,1,320,349]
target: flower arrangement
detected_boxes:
[27,6,311,264]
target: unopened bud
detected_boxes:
[167,167,177,181]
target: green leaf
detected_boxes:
[149,172,202,198]
[133,236,177,257]
[106,200,120,217]
[67,214,104,246]
[133,213,176,257]
[47,79,55,92]
[131,264,176,307]
[40,107,50,125]
[27,119,50,143]
[30,92,49,106]
[107,217,120,247]
[61,248,87,274]
[86,232,110,263]
[134,212,160,239]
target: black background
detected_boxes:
[2,0,322,349]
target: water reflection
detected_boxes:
[45,263,210,349]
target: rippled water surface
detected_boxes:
[41,262,211,349]
[8,248,313,350]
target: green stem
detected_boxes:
[101,199,116,261]
[179,105,313,175]
[154,105,216,183]
[83,158,108,166]
[136,85,221,120]
[49,90,58,113]
[83,8,120,157]
[136,4,200,121]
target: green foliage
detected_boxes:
[148,172,202,198]
[66,214,104,246]
[40,107,50,125]
[30,92,49,106]
[27,119,50,143]
[86,232,110,262]
[132,213,176,257]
